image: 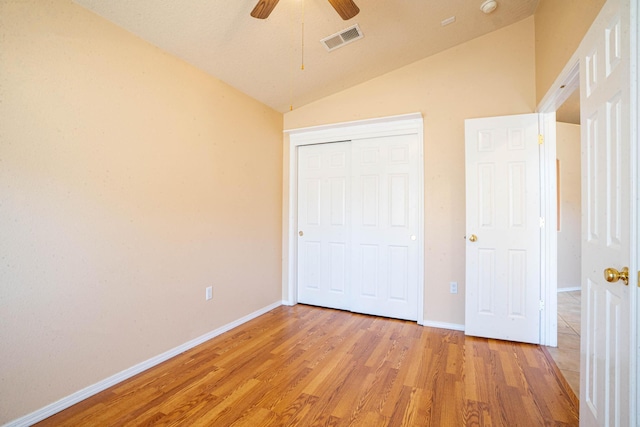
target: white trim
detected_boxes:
[2,301,283,427]
[631,0,639,422]
[537,57,581,348]
[539,112,559,347]
[422,321,465,332]
[285,112,422,136]
[537,61,580,114]
[558,286,581,293]
[284,113,425,324]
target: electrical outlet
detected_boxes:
[449,282,458,294]
[205,286,213,301]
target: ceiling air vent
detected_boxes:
[320,24,364,52]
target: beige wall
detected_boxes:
[0,0,283,423]
[556,122,582,289]
[284,17,536,326]
[534,0,606,104]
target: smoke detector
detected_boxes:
[480,0,498,14]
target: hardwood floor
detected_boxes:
[36,305,579,426]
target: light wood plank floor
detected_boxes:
[36,305,579,426]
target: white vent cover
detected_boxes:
[320,24,364,52]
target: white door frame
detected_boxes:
[283,113,425,324]
[634,0,640,418]
[536,62,581,348]
[636,0,640,417]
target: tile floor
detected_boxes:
[546,290,581,397]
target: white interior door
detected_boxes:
[297,142,350,310]
[464,113,541,344]
[579,0,633,424]
[297,134,420,321]
[350,134,420,321]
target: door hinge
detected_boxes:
[539,300,545,311]
[538,134,544,145]
[539,217,545,228]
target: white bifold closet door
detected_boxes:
[297,134,419,321]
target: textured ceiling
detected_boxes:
[73,0,540,113]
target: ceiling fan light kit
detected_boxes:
[251,0,359,20]
[480,0,498,14]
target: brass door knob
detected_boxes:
[604,267,629,285]
[299,231,304,237]
[468,234,478,242]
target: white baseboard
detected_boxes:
[3,301,284,427]
[422,320,465,332]
[558,286,581,293]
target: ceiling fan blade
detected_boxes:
[250,0,280,19]
[327,0,360,20]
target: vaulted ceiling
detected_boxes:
[73,0,540,113]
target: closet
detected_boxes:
[289,115,423,321]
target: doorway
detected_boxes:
[549,86,582,396]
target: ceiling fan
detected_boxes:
[251,0,360,20]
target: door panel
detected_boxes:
[297,143,350,310]
[465,113,541,344]
[350,134,419,321]
[508,249,526,316]
[579,0,632,424]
